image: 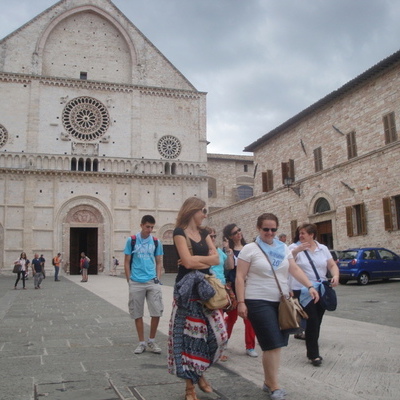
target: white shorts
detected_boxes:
[128,280,164,319]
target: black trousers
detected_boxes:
[293,289,325,360]
[14,271,26,288]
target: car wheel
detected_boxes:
[339,279,348,285]
[357,273,369,285]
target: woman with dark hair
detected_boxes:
[236,213,319,399]
[168,197,228,400]
[14,252,29,289]
[288,222,339,366]
[223,223,258,358]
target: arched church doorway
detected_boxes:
[69,227,98,275]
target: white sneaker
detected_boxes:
[246,349,258,357]
[134,343,146,354]
[147,341,161,354]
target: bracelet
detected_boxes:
[307,286,313,290]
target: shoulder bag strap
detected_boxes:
[255,243,285,297]
[183,230,194,256]
[303,250,321,281]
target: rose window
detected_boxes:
[157,135,182,159]
[62,96,110,141]
[0,125,8,148]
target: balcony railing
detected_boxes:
[0,152,207,177]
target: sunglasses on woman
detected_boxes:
[261,227,278,232]
[231,228,241,236]
[201,208,207,215]
[210,234,217,239]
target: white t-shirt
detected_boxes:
[238,242,293,302]
[288,241,332,290]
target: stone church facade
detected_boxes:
[209,50,400,254]
[0,0,209,273]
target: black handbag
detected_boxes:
[304,251,337,311]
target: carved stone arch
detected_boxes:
[35,5,137,79]
[55,196,112,274]
[157,223,175,245]
[308,191,336,216]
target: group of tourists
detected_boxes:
[124,196,339,400]
[13,252,63,289]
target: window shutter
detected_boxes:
[382,197,393,231]
[262,172,268,192]
[281,162,288,184]
[290,220,298,241]
[360,203,367,235]
[346,206,354,237]
[262,170,274,192]
[289,159,295,180]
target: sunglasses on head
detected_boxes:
[262,227,278,232]
[231,228,241,236]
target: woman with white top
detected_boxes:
[14,252,29,289]
[288,222,339,366]
[236,213,319,400]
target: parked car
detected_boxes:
[338,247,400,285]
[330,250,345,264]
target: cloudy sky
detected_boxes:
[1,0,400,155]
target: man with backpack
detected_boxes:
[124,215,164,354]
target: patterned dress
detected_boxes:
[167,229,228,383]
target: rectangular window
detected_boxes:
[382,195,400,231]
[244,164,248,172]
[281,159,295,185]
[80,71,88,80]
[313,147,323,172]
[262,170,273,192]
[346,131,357,159]
[383,112,397,144]
[346,203,367,237]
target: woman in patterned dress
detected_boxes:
[168,197,228,400]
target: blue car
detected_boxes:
[338,247,400,285]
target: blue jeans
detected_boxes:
[54,266,60,280]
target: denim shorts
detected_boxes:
[245,299,289,351]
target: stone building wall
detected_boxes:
[209,58,400,253]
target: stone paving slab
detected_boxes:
[1,271,400,400]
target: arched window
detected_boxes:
[237,185,253,200]
[314,197,331,213]
[78,158,84,171]
[93,159,98,172]
[71,158,77,171]
[85,158,91,171]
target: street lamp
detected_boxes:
[284,177,301,197]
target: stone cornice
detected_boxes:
[0,72,203,98]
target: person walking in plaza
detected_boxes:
[53,253,62,281]
[288,222,339,366]
[14,252,29,289]
[32,253,44,289]
[223,223,258,358]
[168,197,228,400]
[80,252,90,282]
[124,215,164,355]
[110,256,119,276]
[236,213,319,400]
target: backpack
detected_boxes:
[115,259,119,266]
[52,257,56,266]
[130,235,159,271]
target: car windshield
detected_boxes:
[340,251,358,260]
